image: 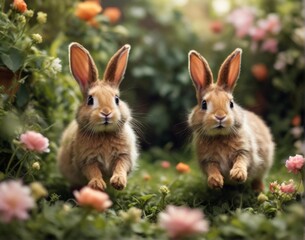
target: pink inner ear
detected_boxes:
[71,46,90,90]
[227,51,241,88]
[114,50,128,85]
[190,54,204,88]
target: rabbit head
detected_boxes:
[188,48,243,136]
[69,43,132,133]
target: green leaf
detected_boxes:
[139,194,156,203]
[16,84,30,108]
[0,48,25,72]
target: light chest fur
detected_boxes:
[58,120,138,186]
[193,110,273,183]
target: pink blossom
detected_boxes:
[269,181,279,193]
[280,181,296,194]
[20,131,50,153]
[285,154,305,174]
[0,180,35,223]
[249,27,267,41]
[158,205,209,239]
[261,39,278,53]
[161,161,171,169]
[227,7,256,38]
[261,14,281,34]
[73,186,112,212]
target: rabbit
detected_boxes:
[57,42,138,191]
[187,48,274,192]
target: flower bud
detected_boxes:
[62,203,72,213]
[159,185,170,196]
[24,10,34,18]
[31,34,43,44]
[37,11,47,24]
[32,162,40,170]
[257,193,268,203]
[119,207,142,223]
[17,15,26,24]
[30,182,48,200]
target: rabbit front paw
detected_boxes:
[207,174,224,189]
[88,177,107,191]
[110,174,127,190]
[230,167,247,182]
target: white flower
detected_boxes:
[50,58,62,74]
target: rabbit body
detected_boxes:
[188,49,274,191]
[58,43,138,191]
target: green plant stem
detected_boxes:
[0,0,5,12]
[15,157,25,178]
[7,151,29,177]
[5,147,19,174]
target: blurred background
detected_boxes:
[0,0,304,177]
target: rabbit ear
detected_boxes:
[188,50,213,91]
[103,44,131,88]
[69,42,98,95]
[217,48,242,91]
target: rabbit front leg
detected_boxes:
[230,154,248,182]
[203,161,224,189]
[82,161,107,191]
[110,155,132,190]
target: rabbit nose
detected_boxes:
[102,112,111,117]
[101,109,112,118]
[215,115,226,121]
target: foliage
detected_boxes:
[0,153,304,239]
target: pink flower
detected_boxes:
[280,180,296,194]
[227,7,256,38]
[158,205,209,239]
[261,14,281,34]
[285,154,305,174]
[73,187,112,212]
[249,27,267,41]
[261,38,278,53]
[0,180,35,223]
[269,181,279,193]
[161,161,171,169]
[20,131,50,153]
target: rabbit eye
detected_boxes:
[87,95,94,106]
[115,95,119,105]
[201,100,207,110]
[230,100,234,109]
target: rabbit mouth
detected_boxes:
[102,121,112,125]
[216,125,225,129]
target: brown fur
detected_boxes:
[188,49,274,192]
[57,43,138,191]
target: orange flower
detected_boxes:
[75,1,102,21]
[251,64,268,81]
[103,7,121,24]
[143,173,152,181]
[87,18,99,28]
[176,162,190,173]
[291,115,301,126]
[13,0,27,13]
